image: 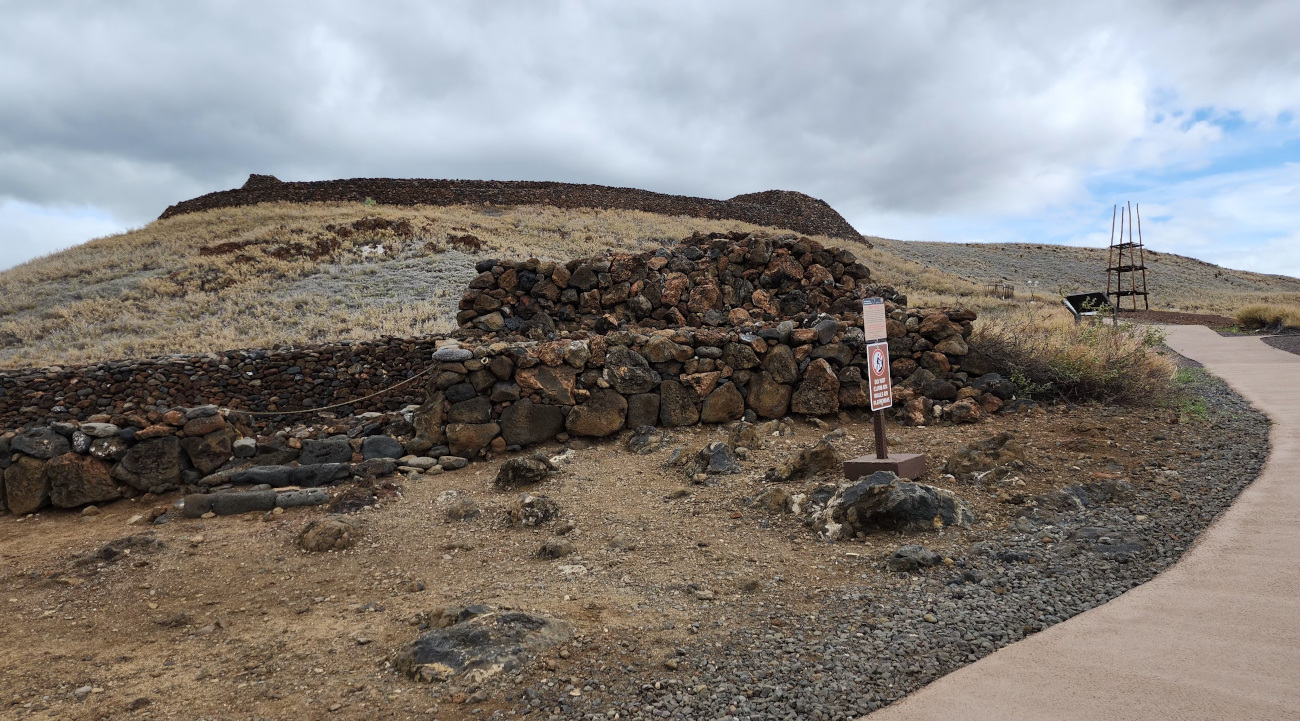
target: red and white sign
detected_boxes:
[866,341,893,411]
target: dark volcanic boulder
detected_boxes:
[658,381,700,427]
[791,358,840,415]
[603,346,659,394]
[700,382,745,423]
[112,436,185,491]
[11,428,70,460]
[299,438,353,465]
[565,389,627,437]
[4,455,51,514]
[180,431,233,475]
[394,609,573,683]
[746,371,791,419]
[764,440,841,482]
[886,544,942,572]
[499,400,564,446]
[625,393,661,429]
[494,457,553,490]
[47,453,120,508]
[820,471,974,538]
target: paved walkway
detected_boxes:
[867,325,1300,721]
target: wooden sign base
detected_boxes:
[843,453,928,481]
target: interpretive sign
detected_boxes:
[862,297,887,342]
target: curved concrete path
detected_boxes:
[867,325,1300,721]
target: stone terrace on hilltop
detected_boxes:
[158,174,867,243]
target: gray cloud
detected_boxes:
[1,0,1298,266]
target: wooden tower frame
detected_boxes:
[1106,201,1149,311]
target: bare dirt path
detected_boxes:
[866,324,1300,721]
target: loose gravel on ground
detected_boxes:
[508,358,1268,721]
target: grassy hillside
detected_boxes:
[870,237,1300,315]
[8,197,1290,371]
[0,202,886,369]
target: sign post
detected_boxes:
[866,340,892,459]
[842,298,928,481]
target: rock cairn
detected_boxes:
[157,175,866,242]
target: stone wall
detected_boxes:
[0,338,437,429]
[157,175,866,243]
[2,232,1016,517]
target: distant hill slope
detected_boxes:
[870,237,1300,315]
[160,174,866,243]
[0,202,869,369]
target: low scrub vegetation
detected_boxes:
[972,307,1176,404]
[1235,303,1300,331]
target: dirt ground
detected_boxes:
[0,402,1205,720]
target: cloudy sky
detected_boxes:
[2,1,1299,276]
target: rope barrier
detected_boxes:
[240,364,436,417]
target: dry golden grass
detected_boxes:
[1236,303,1300,331]
[972,306,1177,404]
[0,202,832,368]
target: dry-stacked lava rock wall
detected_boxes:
[2,232,1019,517]
[158,175,865,243]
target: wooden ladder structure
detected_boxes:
[1106,201,1149,311]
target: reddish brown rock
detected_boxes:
[516,365,578,405]
[791,358,840,415]
[134,424,176,440]
[47,453,120,508]
[181,430,234,475]
[446,423,501,457]
[700,382,745,423]
[687,280,723,313]
[658,381,700,427]
[182,414,228,437]
[681,372,721,401]
[661,273,689,306]
[565,389,628,437]
[946,398,983,424]
[919,313,961,340]
[4,455,50,514]
[746,371,792,419]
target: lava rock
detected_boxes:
[298,515,364,552]
[275,488,330,508]
[887,544,942,572]
[494,457,553,490]
[696,442,741,475]
[299,438,353,465]
[499,400,565,446]
[112,436,185,491]
[565,389,627,437]
[46,453,120,508]
[4,455,50,514]
[361,435,404,460]
[11,428,71,460]
[506,492,559,527]
[393,609,573,683]
[765,440,841,482]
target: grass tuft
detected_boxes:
[1235,303,1300,331]
[971,307,1176,404]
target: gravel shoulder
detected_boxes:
[0,367,1266,721]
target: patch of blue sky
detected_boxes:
[0,199,127,270]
